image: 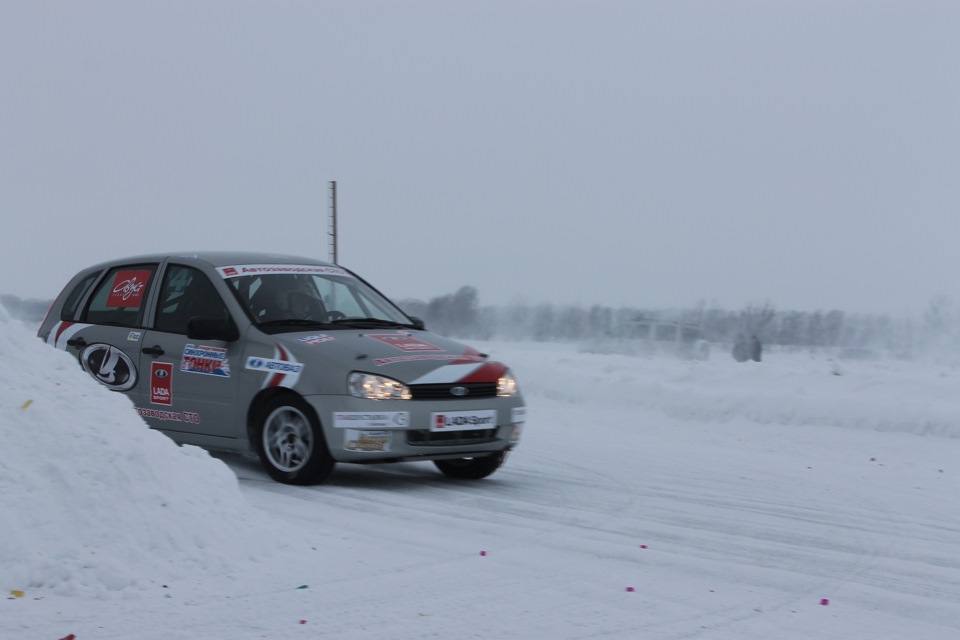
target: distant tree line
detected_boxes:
[0,295,51,324]
[398,287,960,361]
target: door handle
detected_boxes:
[142,345,165,356]
[66,337,87,348]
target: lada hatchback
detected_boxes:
[38,252,526,484]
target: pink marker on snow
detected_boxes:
[480,550,487,556]
[820,598,830,606]
[625,587,635,592]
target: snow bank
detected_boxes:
[488,341,960,438]
[0,308,302,598]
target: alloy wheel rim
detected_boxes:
[263,406,313,472]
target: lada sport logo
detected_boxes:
[79,344,137,391]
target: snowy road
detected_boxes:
[222,342,960,639]
[7,338,960,639]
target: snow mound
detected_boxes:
[0,308,302,598]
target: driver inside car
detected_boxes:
[287,290,318,320]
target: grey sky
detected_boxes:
[2,1,958,314]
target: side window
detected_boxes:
[83,265,157,327]
[59,272,100,321]
[241,277,270,320]
[154,265,230,334]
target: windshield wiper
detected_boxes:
[328,317,416,329]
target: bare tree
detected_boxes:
[739,301,776,336]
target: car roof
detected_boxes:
[85,251,337,271]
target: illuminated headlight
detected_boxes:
[497,369,520,397]
[347,372,412,400]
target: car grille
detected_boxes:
[408,382,498,400]
[407,429,499,446]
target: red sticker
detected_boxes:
[367,334,442,352]
[151,362,173,405]
[107,270,151,308]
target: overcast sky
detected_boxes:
[2,1,958,315]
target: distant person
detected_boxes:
[750,335,762,362]
[732,334,749,362]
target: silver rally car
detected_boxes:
[38,252,526,484]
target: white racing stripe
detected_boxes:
[48,322,91,350]
[408,362,485,385]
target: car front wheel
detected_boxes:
[255,395,334,485]
[433,452,506,480]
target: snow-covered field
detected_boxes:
[3,307,960,639]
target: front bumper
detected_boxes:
[304,394,526,464]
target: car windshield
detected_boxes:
[224,267,414,331]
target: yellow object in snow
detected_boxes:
[21,400,32,410]
[10,590,24,598]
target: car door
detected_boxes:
[137,263,242,442]
[63,263,160,408]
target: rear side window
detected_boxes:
[154,265,230,334]
[59,272,100,321]
[83,265,157,327]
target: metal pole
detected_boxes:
[328,181,338,263]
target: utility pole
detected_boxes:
[328,181,338,263]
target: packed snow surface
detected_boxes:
[3,310,960,639]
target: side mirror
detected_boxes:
[408,316,426,330]
[187,316,240,342]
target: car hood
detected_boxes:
[273,329,508,386]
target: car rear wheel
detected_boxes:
[255,395,334,485]
[433,452,505,480]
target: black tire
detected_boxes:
[434,452,506,480]
[254,395,334,485]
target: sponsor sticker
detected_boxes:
[333,411,409,429]
[247,344,303,389]
[299,334,334,345]
[374,353,487,367]
[106,269,151,308]
[367,333,442,353]
[343,430,391,452]
[216,264,352,279]
[511,407,527,423]
[181,343,231,377]
[150,362,173,405]
[127,331,142,342]
[136,407,201,424]
[430,409,497,432]
[246,357,304,374]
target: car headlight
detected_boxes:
[347,372,412,400]
[497,369,520,397]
